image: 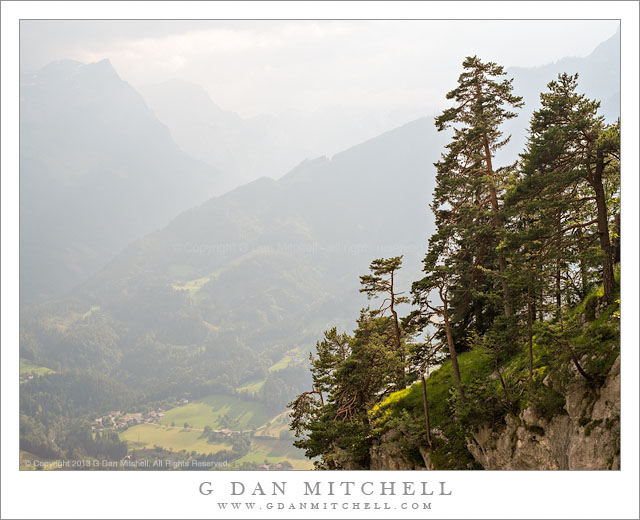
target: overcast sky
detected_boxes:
[20,20,619,118]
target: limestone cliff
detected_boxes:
[369,356,620,470]
[467,355,620,470]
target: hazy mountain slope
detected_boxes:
[140,80,311,190]
[20,60,222,305]
[140,81,431,191]
[510,28,619,121]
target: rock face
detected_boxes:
[368,357,619,470]
[467,356,620,470]
[368,429,440,470]
[369,431,429,470]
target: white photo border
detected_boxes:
[2,2,638,519]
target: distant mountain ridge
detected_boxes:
[509,27,619,121]
[19,30,620,306]
[139,81,432,192]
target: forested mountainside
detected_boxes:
[288,61,620,470]
[19,32,620,468]
[20,59,221,305]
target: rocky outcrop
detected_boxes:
[367,356,619,471]
[467,356,620,470]
[369,430,437,470]
[369,431,425,470]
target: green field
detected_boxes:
[232,438,312,469]
[171,275,212,295]
[120,424,313,469]
[82,305,101,319]
[158,394,270,430]
[119,424,229,454]
[20,358,55,377]
[237,378,266,394]
[254,411,291,438]
[268,346,306,372]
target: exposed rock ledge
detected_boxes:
[369,430,433,470]
[467,356,620,470]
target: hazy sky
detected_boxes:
[21,20,619,118]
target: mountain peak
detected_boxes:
[82,58,121,82]
[28,58,121,87]
[92,58,115,70]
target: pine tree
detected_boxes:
[404,326,445,449]
[511,73,619,307]
[288,311,401,468]
[411,271,466,402]
[411,56,522,401]
[434,56,524,320]
[360,256,409,389]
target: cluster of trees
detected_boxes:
[289,58,620,468]
[20,413,127,462]
[205,428,251,449]
[20,370,134,460]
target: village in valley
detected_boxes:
[92,399,259,438]
[92,399,187,432]
[92,409,166,432]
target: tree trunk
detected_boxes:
[496,363,512,407]
[482,134,513,317]
[420,371,433,448]
[556,267,562,310]
[389,270,406,389]
[612,213,620,264]
[590,150,615,305]
[527,285,534,382]
[558,339,592,382]
[440,287,465,402]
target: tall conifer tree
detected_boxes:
[433,56,523,320]
[510,73,619,307]
[360,256,409,389]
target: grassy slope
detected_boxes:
[237,379,266,394]
[19,358,55,376]
[231,438,313,469]
[372,348,494,431]
[254,411,291,438]
[268,345,307,372]
[120,424,312,469]
[171,275,212,295]
[119,423,229,454]
[19,450,59,470]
